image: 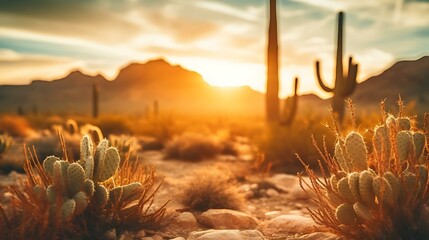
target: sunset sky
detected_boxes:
[0,0,428,98]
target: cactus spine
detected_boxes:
[315,11,358,121]
[92,83,99,119]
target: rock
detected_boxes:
[161,212,199,237]
[262,215,318,236]
[264,211,281,219]
[187,229,265,240]
[266,188,279,197]
[152,235,163,240]
[169,237,185,240]
[140,238,153,240]
[198,209,259,229]
[262,174,299,193]
[288,232,340,240]
[103,229,116,240]
[135,230,146,238]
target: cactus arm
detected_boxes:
[315,61,334,93]
[280,77,299,126]
[341,57,358,97]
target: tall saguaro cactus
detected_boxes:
[315,11,358,121]
[92,83,99,119]
[266,0,280,122]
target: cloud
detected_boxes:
[0,50,81,84]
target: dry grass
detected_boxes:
[180,170,245,212]
[0,115,36,138]
[164,132,224,161]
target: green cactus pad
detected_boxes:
[337,176,356,203]
[67,163,86,197]
[62,199,76,221]
[80,135,94,162]
[33,185,46,202]
[359,170,376,207]
[398,117,411,131]
[94,139,108,181]
[373,125,391,165]
[83,179,95,197]
[94,184,109,206]
[53,161,64,189]
[397,131,411,162]
[327,189,343,207]
[383,172,400,201]
[110,182,142,203]
[97,147,120,182]
[353,202,372,222]
[46,185,57,204]
[335,141,350,172]
[345,132,367,171]
[336,203,357,225]
[43,156,60,176]
[73,191,88,215]
[402,172,419,202]
[85,156,94,180]
[413,132,426,162]
[386,115,397,129]
[373,176,395,207]
[417,165,428,196]
[348,172,361,202]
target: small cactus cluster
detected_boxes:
[0,134,12,156]
[34,135,142,221]
[300,109,429,239]
[109,134,140,156]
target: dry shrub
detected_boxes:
[26,132,81,161]
[180,170,245,212]
[164,132,223,161]
[95,115,133,136]
[0,115,35,138]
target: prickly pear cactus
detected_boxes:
[36,135,142,222]
[301,108,429,239]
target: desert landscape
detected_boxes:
[0,0,428,239]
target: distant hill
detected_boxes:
[0,56,427,117]
[352,56,429,112]
[0,59,266,116]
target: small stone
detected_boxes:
[135,229,146,238]
[140,237,152,240]
[262,215,320,236]
[266,188,279,197]
[198,209,259,229]
[103,229,116,240]
[265,211,281,219]
[169,237,185,240]
[187,229,265,240]
[151,234,163,240]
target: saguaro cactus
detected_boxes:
[92,83,99,119]
[266,0,280,122]
[315,11,358,121]
[280,77,298,126]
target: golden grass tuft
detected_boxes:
[180,170,245,212]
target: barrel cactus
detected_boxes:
[300,106,429,239]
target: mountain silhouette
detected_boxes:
[0,56,427,116]
[352,56,429,112]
